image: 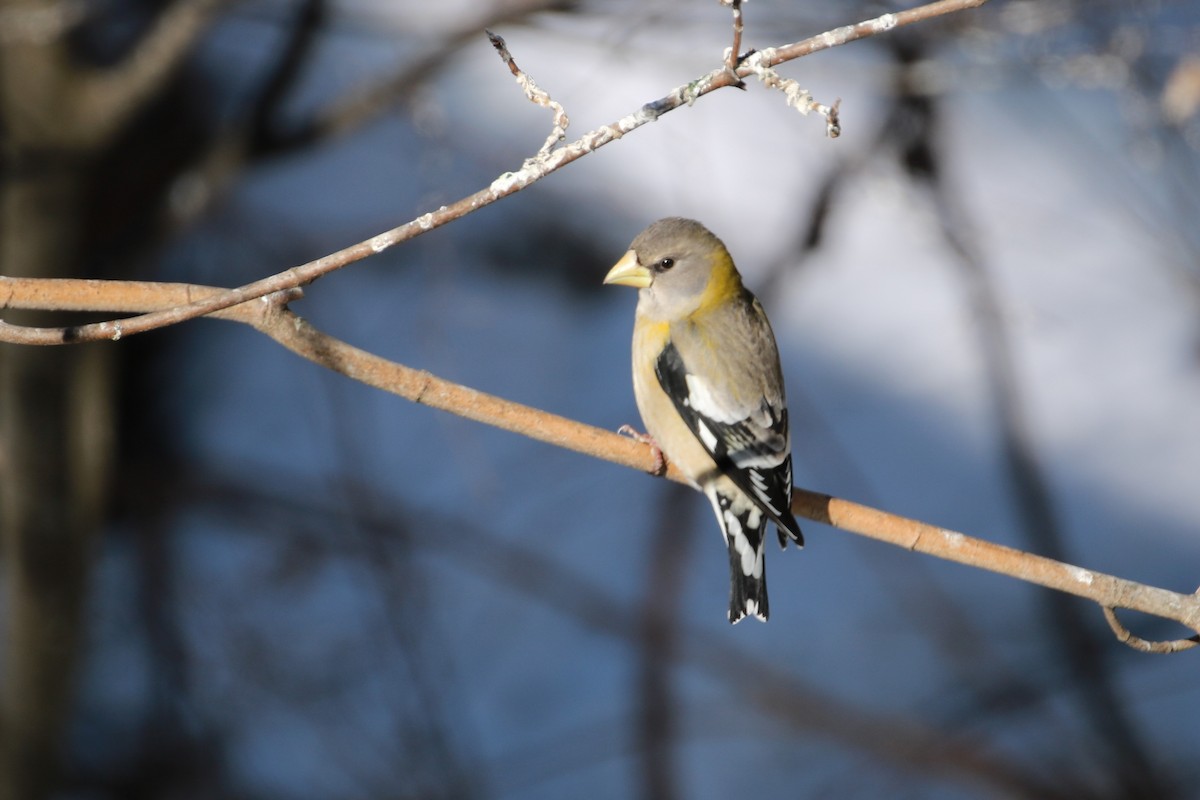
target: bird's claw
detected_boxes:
[618,425,668,476]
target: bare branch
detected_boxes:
[2,275,1196,649]
[1102,605,1199,654]
[0,0,988,345]
[753,0,988,66]
[740,56,842,137]
[0,277,301,343]
[486,29,569,156]
[719,0,745,74]
[789,488,1200,647]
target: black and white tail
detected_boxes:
[706,488,770,623]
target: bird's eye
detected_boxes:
[656,257,675,272]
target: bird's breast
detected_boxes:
[631,319,719,488]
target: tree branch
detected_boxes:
[486,29,569,156]
[0,0,988,346]
[1,275,1196,651]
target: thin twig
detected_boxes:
[719,0,840,133]
[1102,605,1199,654]
[1,275,1195,649]
[720,0,745,75]
[730,1,743,71]
[0,0,989,346]
[740,57,842,137]
[486,30,569,156]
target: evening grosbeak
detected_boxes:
[604,217,803,623]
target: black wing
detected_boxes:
[655,341,803,546]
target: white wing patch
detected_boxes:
[684,373,739,424]
[731,449,787,469]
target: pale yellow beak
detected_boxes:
[603,250,652,288]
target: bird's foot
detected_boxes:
[618,425,667,476]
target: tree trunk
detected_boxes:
[0,144,114,800]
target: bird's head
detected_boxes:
[603,217,742,321]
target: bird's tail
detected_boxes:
[706,488,770,623]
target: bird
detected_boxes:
[604,217,803,623]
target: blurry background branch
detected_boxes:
[178,473,1079,800]
[0,0,230,151]
[71,0,232,149]
[2,275,1197,653]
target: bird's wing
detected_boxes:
[655,306,802,545]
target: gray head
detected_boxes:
[603,217,742,321]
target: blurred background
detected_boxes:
[2,0,1199,797]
